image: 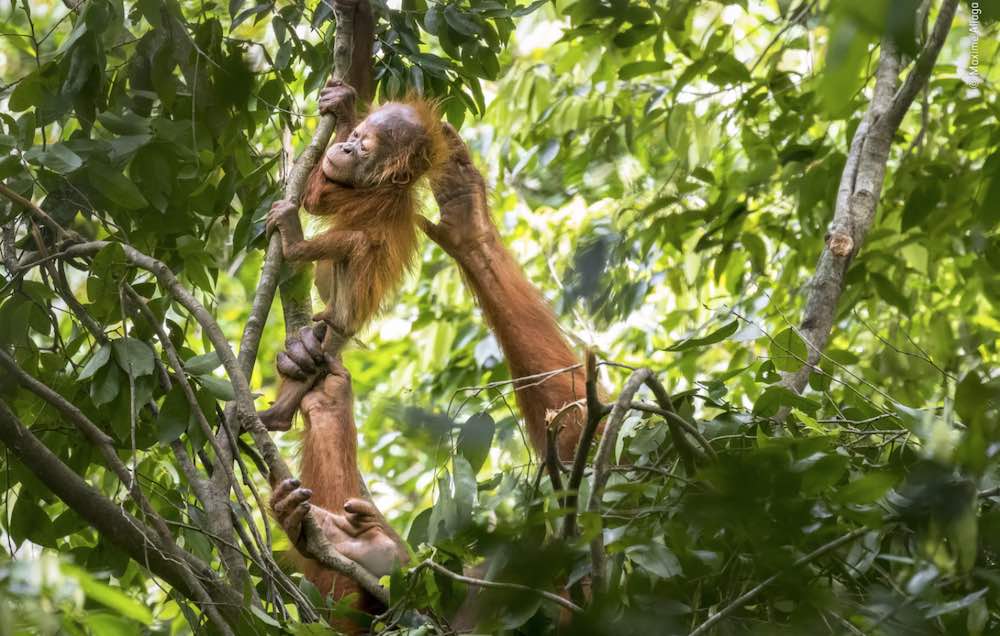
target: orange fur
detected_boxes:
[459,237,589,461]
[277,98,448,626]
[300,97,447,335]
[297,404,376,632]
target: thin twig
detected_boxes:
[0,182,73,241]
[420,559,582,613]
[688,527,872,636]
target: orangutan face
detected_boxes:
[321,103,426,187]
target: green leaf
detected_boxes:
[196,375,235,401]
[428,470,456,543]
[111,338,155,378]
[91,364,121,406]
[249,605,281,627]
[769,328,807,372]
[443,6,481,36]
[818,19,870,116]
[613,23,657,48]
[63,564,153,624]
[423,6,442,35]
[453,455,476,525]
[97,111,150,135]
[618,60,672,80]
[79,344,112,380]
[833,472,897,504]
[184,351,222,375]
[627,542,682,578]
[869,272,910,313]
[10,495,47,548]
[800,454,849,495]
[925,588,988,618]
[753,386,820,417]
[23,144,83,174]
[666,320,738,352]
[158,386,190,444]
[88,163,148,210]
[457,413,495,474]
[901,181,942,231]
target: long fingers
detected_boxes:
[416,215,445,243]
[330,498,381,537]
[271,478,300,505]
[276,351,308,381]
[440,123,472,165]
[284,339,317,375]
[344,498,379,520]
[298,324,326,363]
[271,478,313,543]
[283,500,310,541]
[325,354,350,379]
[272,482,312,518]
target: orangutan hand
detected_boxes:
[319,80,357,119]
[419,124,498,258]
[299,354,352,416]
[323,498,405,577]
[274,324,326,381]
[270,481,402,577]
[271,477,313,546]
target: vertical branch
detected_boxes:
[585,368,652,589]
[123,285,259,596]
[781,0,959,396]
[250,0,361,348]
[562,349,606,540]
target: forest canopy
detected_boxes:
[1,0,1000,634]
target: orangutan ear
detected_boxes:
[392,171,412,185]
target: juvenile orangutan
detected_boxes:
[271,129,594,630]
[259,79,449,431]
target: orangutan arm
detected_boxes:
[270,351,408,582]
[421,127,587,460]
[265,201,368,262]
[281,229,369,263]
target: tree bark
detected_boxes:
[782,0,959,396]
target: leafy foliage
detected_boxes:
[1,0,1000,634]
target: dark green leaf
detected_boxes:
[196,375,235,401]
[457,413,495,473]
[666,320,738,352]
[184,351,222,375]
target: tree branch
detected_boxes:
[122,284,262,599]
[419,559,582,614]
[781,1,958,397]
[562,349,606,540]
[36,238,389,604]
[0,400,239,634]
[688,527,871,636]
[0,182,74,242]
[586,367,652,588]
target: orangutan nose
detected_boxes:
[328,143,351,160]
